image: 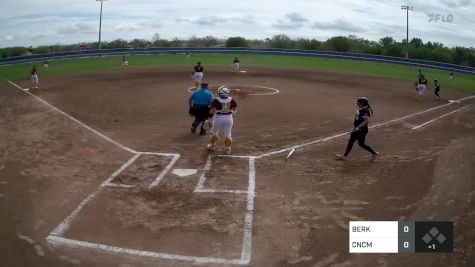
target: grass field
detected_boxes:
[1,53,474,93]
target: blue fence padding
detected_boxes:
[1,47,474,74]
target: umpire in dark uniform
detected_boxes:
[189,82,214,135]
[336,97,379,161]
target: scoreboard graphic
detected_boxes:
[349,221,453,253]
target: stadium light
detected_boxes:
[97,0,107,50]
[401,5,414,58]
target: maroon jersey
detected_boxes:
[211,98,237,115]
[194,65,204,72]
[415,78,428,85]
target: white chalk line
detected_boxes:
[102,182,136,189]
[195,188,248,194]
[148,154,181,188]
[194,155,252,194]
[257,94,475,158]
[187,84,279,96]
[7,81,137,154]
[412,105,471,130]
[47,235,248,265]
[50,154,140,236]
[240,156,256,262]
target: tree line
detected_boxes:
[1,34,474,67]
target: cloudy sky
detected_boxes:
[1,0,474,48]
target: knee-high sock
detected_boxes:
[224,138,232,148]
[211,135,219,144]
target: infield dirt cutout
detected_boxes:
[1,66,475,267]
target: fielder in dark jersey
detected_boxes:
[336,97,378,161]
[193,62,204,88]
[433,79,441,100]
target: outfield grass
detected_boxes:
[1,54,474,93]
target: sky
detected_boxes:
[1,0,474,48]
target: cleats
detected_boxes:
[207,144,216,151]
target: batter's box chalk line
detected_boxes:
[46,153,256,265]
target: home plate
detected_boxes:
[239,70,247,73]
[172,169,198,177]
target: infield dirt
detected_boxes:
[1,66,474,267]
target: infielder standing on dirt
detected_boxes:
[29,65,39,89]
[433,79,441,100]
[189,83,214,136]
[336,97,378,161]
[193,62,204,88]
[232,57,240,73]
[415,76,428,102]
[207,86,238,154]
[122,56,129,67]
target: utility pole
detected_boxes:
[97,0,107,50]
[401,5,414,58]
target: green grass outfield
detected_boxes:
[1,54,474,93]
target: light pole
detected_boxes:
[401,5,414,58]
[97,0,107,50]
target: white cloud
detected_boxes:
[5,35,13,41]
[0,0,474,48]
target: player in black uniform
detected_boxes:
[433,79,441,100]
[336,97,378,161]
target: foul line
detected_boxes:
[412,105,470,130]
[7,81,137,154]
[47,235,248,265]
[257,94,475,158]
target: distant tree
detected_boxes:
[129,39,151,48]
[204,36,218,47]
[32,46,52,54]
[225,37,249,47]
[106,39,129,49]
[326,36,351,52]
[379,37,395,48]
[410,38,424,48]
[170,37,184,47]
[268,34,294,49]
[2,46,29,57]
[294,38,322,50]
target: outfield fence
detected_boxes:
[1,47,474,75]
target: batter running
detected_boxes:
[336,97,378,161]
[415,76,428,102]
[193,62,204,88]
[207,86,238,154]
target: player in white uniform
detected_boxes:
[122,56,129,67]
[207,86,238,154]
[232,57,240,73]
[29,65,39,89]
